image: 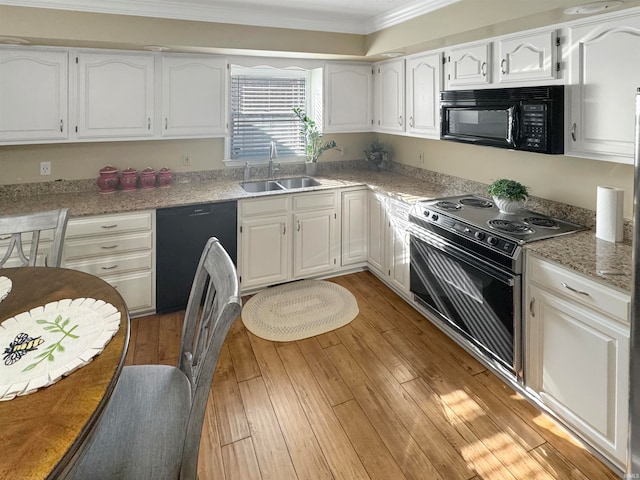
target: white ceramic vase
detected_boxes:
[493,196,524,214]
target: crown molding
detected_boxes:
[0,0,460,34]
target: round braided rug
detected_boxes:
[242,280,359,341]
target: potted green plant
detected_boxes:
[487,178,529,214]
[293,107,337,175]
[364,141,389,171]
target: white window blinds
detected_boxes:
[230,72,307,160]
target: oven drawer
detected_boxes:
[528,255,629,324]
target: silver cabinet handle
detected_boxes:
[500,59,507,74]
[101,265,118,270]
[297,220,301,232]
[481,62,487,77]
[101,224,118,229]
[571,123,577,142]
[165,118,168,130]
[399,115,403,126]
[60,119,64,132]
[409,116,414,128]
[529,297,535,318]
[282,223,286,235]
[100,244,118,250]
[561,282,590,296]
[148,117,151,130]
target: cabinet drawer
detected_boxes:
[66,212,153,238]
[240,196,289,217]
[528,255,630,324]
[387,198,411,221]
[293,192,336,211]
[64,231,152,260]
[103,270,154,315]
[66,251,152,277]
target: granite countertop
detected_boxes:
[525,231,632,294]
[0,167,631,294]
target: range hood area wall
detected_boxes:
[377,133,635,220]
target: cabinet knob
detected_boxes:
[481,62,487,77]
[571,123,577,142]
[500,59,507,75]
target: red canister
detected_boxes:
[140,167,156,189]
[157,167,172,188]
[120,167,138,191]
[97,165,118,194]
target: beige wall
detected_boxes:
[0,133,373,184]
[379,134,634,219]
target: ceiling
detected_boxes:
[0,0,461,34]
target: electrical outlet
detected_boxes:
[182,154,191,166]
[40,161,51,175]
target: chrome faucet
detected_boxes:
[268,141,279,178]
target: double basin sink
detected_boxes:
[240,176,321,192]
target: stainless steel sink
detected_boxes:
[240,180,285,192]
[240,176,320,192]
[276,176,321,189]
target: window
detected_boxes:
[229,66,311,163]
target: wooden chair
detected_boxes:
[0,208,69,268]
[67,237,242,480]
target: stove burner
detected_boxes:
[487,219,534,235]
[435,201,462,210]
[459,198,493,208]
[522,216,560,229]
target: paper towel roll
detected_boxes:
[596,186,624,242]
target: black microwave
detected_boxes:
[440,85,564,154]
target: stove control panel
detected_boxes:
[420,209,518,256]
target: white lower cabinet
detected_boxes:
[340,188,368,267]
[367,191,411,294]
[63,211,155,317]
[238,191,338,291]
[526,254,629,466]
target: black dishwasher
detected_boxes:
[156,201,237,313]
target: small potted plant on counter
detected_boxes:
[364,140,390,171]
[487,178,529,214]
[293,107,337,176]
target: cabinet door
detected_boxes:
[161,55,227,137]
[293,209,337,278]
[387,217,410,293]
[568,14,640,164]
[527,284,629,464]
[375,59,405,132]
[341,190,368,266]
[367,192,386,273]
[497,30,557,84]
[0,49,68,142]
[446,42,491,88]
[239,215,289,289]
[76,52,154,138]
[406,52,442,138]
[324,63,373,132]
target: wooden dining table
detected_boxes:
[0,267,129,479]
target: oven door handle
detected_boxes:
[409,226,516,286]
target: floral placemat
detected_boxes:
[0,277,11,304]
[0,298,121,401]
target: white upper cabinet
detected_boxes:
[324,63,373,132]
[374,59,405,133]
[161,55,227,137]
[76,52,155,138]
[567,12,640,164]
[405,52,442,138]
[497,30,558,84]
[445,42,491,88]
[0,49,68,142]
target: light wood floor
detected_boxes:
[125,271,620,480]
